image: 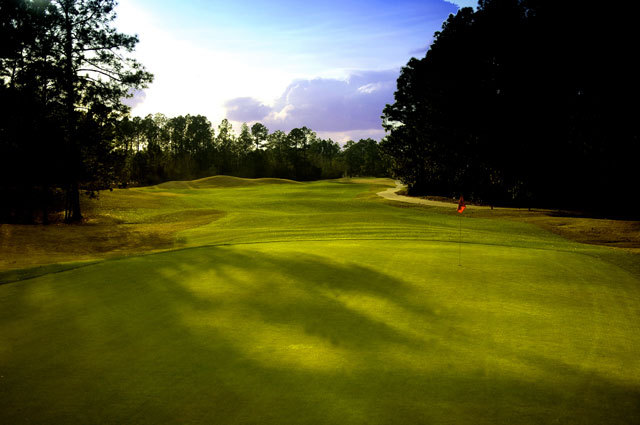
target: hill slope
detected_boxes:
[152,175,302,190]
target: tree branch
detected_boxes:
[78,68,122,82]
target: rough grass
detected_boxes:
[0,189,225,272]
[1,177,639,424]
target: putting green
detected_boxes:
[1,178,639,424]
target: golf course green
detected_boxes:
[1,177,639,424]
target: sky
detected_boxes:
[116,0,476,142]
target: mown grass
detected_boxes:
[1,177,639,424]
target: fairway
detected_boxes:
[1,178,639,424]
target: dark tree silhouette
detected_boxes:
[343,138,389,177]
[55,0,152,221]
[382,0,640,215]
[0,0,152,222]
[251,122,269,150]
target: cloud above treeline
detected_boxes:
[224,69,398,139]
[122,89,147,108]
[224,97,272,122]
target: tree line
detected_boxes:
[381,0,639,216]
[0,0,388,224]
[115,115,388,187]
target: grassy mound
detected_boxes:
[153,175,301,190]
[1,177,639,424]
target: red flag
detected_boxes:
[457,195,466,213]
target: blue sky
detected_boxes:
[116,0,475,142]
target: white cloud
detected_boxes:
[357,83,382,94]
[273,104,296,121]
[224,69,398,135]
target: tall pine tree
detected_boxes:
[0,0,152,222]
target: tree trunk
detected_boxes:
[62,2,81,223]
[41,183,49,225]
[70,181,82,221]
[64,183,81,223]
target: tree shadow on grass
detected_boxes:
[1,246,639,424]
[145,246,441,351]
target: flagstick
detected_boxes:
[458,213,462,266]
[456,195,465,266]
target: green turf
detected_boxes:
[1,178,639,424]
